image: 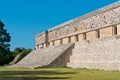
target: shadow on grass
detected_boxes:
[0,70,76,80]
[0,70,76,75]
[0,76,70,80]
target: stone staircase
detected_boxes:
[10,35,120,70]
[68,36,120,71]
[10,43,74,68]
[9,53,23,65]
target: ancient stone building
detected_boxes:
[11,1,120,71]
[36,1,120,48]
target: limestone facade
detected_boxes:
[11,1,120,71]
[86,31,97,40]
[68,36,120,71]
[62,37,70,44]
[36,1,120,49]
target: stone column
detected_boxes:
[50,41,54,46]
[46,42,50,47]
[54,39,62,46]
[96,30,100,38]
[117,24,120,35]
[36,45,39,50]
[112,25,117,35]
[43,43,47,48]
[62,37,70,44]
[86,31,97,40]
[36,44,43,49]
[78,33,86,41]
[70,35,78,43]
[99,26,113,38]
[38,45,41,49]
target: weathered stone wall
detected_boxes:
[36,1,120,49]
[99,26,113,38]
[35,32,46,49]
[47,44,74,67]
[117,24,120,35]
[54,39,62,46]
[68,35,120,71]
[86,31,97,40]
[48,1,120,41]
[62,37,70,44]
[14,1,120,71]
[35,31,48,49]
[36,32,46,45]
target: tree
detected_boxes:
[0,20,11,57]
[12,47,32,57]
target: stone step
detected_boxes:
[74,37,120,49]
[10,44,74,68]
[68,62,120,71]
[73,39,120,54]
[68,36,120,70]
[72,45,120,54]
[71,52,120,63]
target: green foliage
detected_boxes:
[20,48,32,58]
[0,20,11,56]
[0,20,11,65]
[9,47,32,64]
[0,47,32,65]
[12,47,32,58]
[0,21,32,65]
[0,52,14,65]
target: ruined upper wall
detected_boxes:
[35,31,47,45]
[48,1,120,41]
[36,1,120,44]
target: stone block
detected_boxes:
[68,37,120,70]
[50,41,54,46]
[86,31,97,40]
[35,32,46,45]
[78,34,85,41]
[100,27,113,38]
[70,35,78,43]
[62,37,70,44]
[39,44,43,49]
[43,43,47,48]
[54,40,62,46]
[117,24,120,35]
[36,45,39,50]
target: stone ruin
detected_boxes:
[11,1,120,71]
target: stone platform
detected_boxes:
[68,36,120,71]
[10,44,74,68]
[10,1,120,71]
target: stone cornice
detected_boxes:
[48,1,120,31]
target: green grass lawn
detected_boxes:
[0,67,120,80]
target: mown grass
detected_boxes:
[0,67,120,80]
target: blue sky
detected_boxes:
[0,0,117,50]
